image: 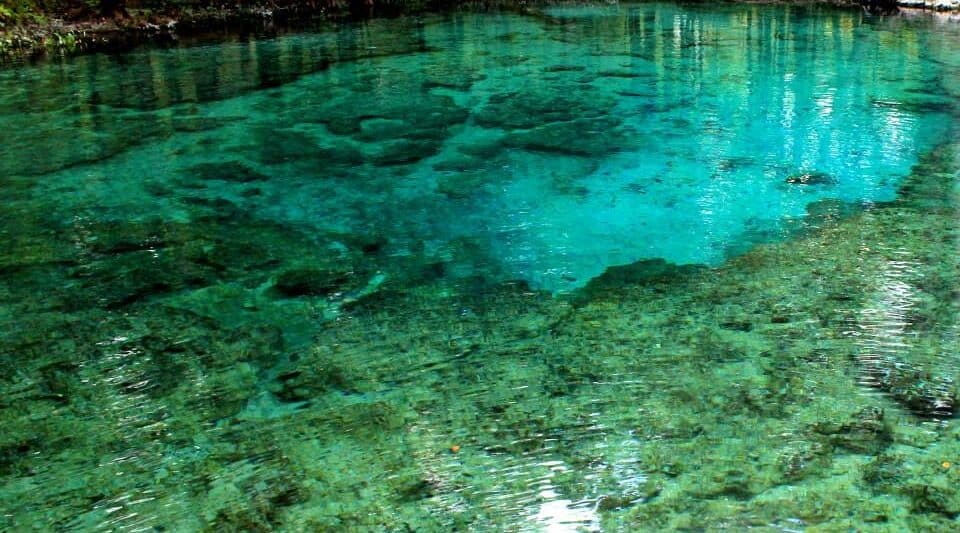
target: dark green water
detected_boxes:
[1,3,959,531]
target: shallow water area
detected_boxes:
[1,3,959,531]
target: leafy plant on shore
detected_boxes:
[0,0,47,24]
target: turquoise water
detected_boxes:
[2,4,954,292]
[1,3,959,531]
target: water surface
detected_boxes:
[1,3,959,531]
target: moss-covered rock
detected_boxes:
[185,161,270,183]
[503,116,632,157]
[273,267,357,298]
[811,406,892,454]
[474,88,615,130]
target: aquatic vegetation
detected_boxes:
[0,2,958,531]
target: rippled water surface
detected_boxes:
[1,3,959,531]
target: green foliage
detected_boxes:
[46,31,78,52]
[0,0,120,25]
[0,0,516,27]
[0,0,48,24]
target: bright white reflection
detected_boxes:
[533,492,600,532]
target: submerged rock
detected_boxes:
[574,258,707,304]
[804,198,864,220]
[271,346,377,400]
[186,161,270,183]
[870,362,956,418]
[543,65,587,73]
[503,116,631,156]
[72,250,218,309]
[250,128,364,170]
[775,441,830,481]
[313,142,366,168]
[251,128,321,165]
[785,171,837,186]
[274,267,357,297]
[456,138,505,159]
[474,88,616,130]
[811,406,892,454]
[369,139,441,166]
[171,116,242,133]
[307,93,468,145]
[436,172,489,199]
[421,70,486,91]
[432,154,488,173]
[597,70,647,79]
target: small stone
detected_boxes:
[785,171,836,186]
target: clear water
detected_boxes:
[1,3,959,531]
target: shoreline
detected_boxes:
[1,0,958,62]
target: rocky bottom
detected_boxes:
[0,124,957,531]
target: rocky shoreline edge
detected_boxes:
[1,0,958,62]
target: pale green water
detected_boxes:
[1,3,959,531]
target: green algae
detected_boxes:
[5,137,957,528]
[0,4,959,532]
